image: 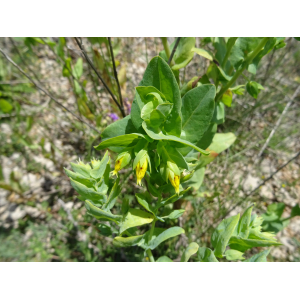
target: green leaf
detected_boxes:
[156,256,173,262]
[70,162,91,177]
[0,99,13,113]
[198,247,219,262]
[135,193,157,216]
[225,249,245,261]
[229,38,263,69]
[294,37,300,42]
[70,179,106,203]
[142,121,210,155]
[197,123,218,150]
[181,85,216,144]
[230,85,245,95]
[103,177,121,210]
[98,224,113,237]
[90,151,110,179]
[212,101,225,124]
[209,133,237,153]
[192,47,213,61]
[182,166,205,190]
[212,214,240,258]
[246,81,264,99]
[157,187,191,209]
[101,115,138,140]
[73,58,83,79]
[95,134,148,151]
[181,242,199,262]
[147,226,185,250]
[198,132,236,167]
[162,144,189,170]
[291,204,300,218]
[221,89,233,107]
[132,56,181,137]
[64,168,96,188]
[85,200,122,223]
[113,234,144,247]
[229,236,281,252]
[162,209,185,220]
[119,208,154,234]
[244,249,270,262]
[248,38,276,74]
[237,205,253,238]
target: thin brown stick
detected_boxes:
[203,149,300,233]
[74,37,125,117]
[108,37,125,116]
[168,37,181,65]
[0,47,101,134]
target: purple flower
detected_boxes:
[108,113,119,121]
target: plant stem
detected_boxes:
[215,37,270,101]
[221,37,238,69]
[161,37,171,58]
[146,220,156,262]
[146,249,155,262]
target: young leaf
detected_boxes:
[221,89,233,107]
[211,214,240,258]
[181,85,216,144]
[225,249,245,261]
[70,178,106,203]
[229,236,281,252]
[90,151,110,179]
[64,168,96,188]
[198,247,219,262]
[244,249,270,262]
[113,235,144,247]
[237,205,253,238]
[156,256,173,262]
[103,177,121,210]
[85,200,122,223]
[70,162,91,177]
[134,56,181,137]
[162,209,185,220]
[119,208,154,234]
[181,242,199,262]
[147,226,185,250]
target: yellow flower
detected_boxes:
[168,172,180,195]
[112,157,123,176]
[136,159,148,186]
[111,152,131,177]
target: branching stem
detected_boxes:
[215,37,270,101]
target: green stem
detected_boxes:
[215,37,270,101]
[161,37,174,66]
[146,249,155,262]
[221,37,238,69]
[146,220,156,262]
[161,37,171,59]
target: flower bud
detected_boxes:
[111,152,131,177]
[166,161,180,195]
[133,149,151,186]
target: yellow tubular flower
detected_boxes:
[136,160,148,186]
[112,157,123,176]
[168,173,180,195]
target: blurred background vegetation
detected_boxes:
[0,37,299,262]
